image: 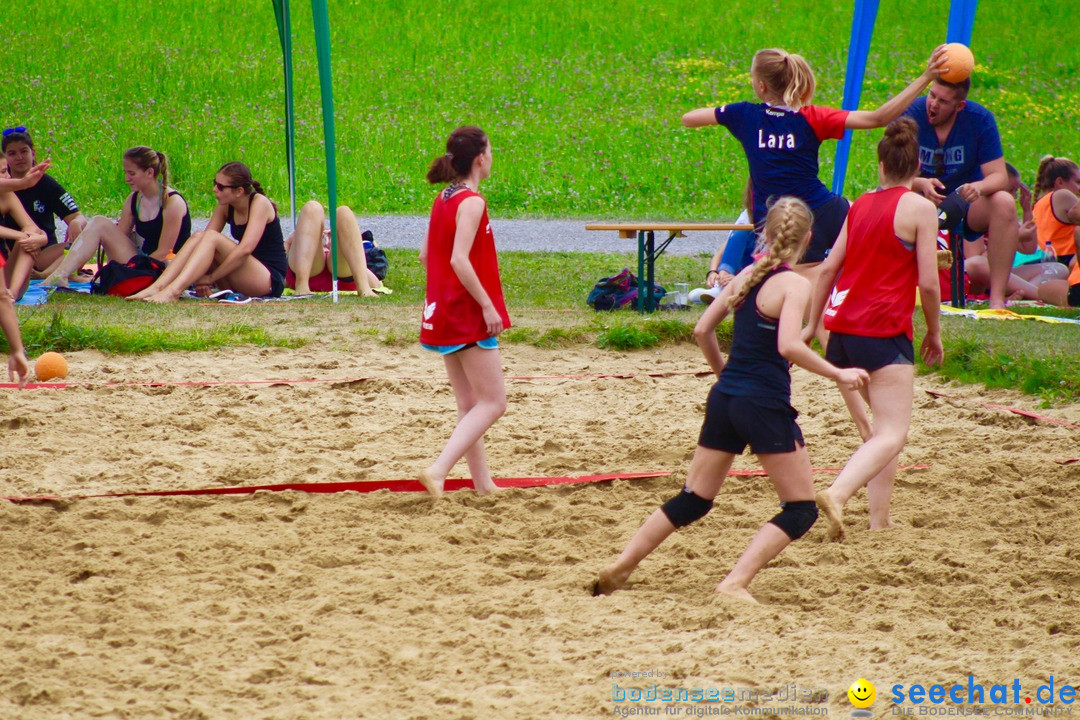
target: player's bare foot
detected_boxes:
[40,273,67,288]
[144,292,178,304]
[716,582,759,604]
[126,288,155,301]
[815,489,845,542]
[419,468,444,499]
[473,479,499,496]
[294,283,312,296]
[868,518,894,531]
[592,564,630,596]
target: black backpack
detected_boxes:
[362,230,389,281]
[587,268,665,311]
[90,255,167,296]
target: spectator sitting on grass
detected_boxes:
[285,201,390,297]
[42,146,191,289]
[1030,155,1080,268]
[0,128,87,281]
[128,162,287,303]
[964,163,1067,301]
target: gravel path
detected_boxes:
[187,214,733,256]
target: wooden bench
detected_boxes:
[585,223,754,312]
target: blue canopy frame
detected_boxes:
[831,0,979,196]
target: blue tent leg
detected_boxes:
[947,0,978,45]
[831,0,880,197]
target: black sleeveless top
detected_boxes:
[226,195,288,278]
[716,266,793,402]
[129,190,192,256]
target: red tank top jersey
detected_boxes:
[824,186,918,340]
[420,188,511,345]
[1033,192,1078,259]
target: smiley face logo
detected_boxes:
[848,678,876,709]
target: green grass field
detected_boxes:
[8,1,1080,218]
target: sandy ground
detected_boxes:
[1,343,1079,719]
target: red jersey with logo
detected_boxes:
[420,188,510,345]
[824,186,918,339]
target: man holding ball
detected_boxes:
[903,45,1017,309]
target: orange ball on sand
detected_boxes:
[941,43,974,83]
[35,351,68,381]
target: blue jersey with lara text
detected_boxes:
[714,102,849,227]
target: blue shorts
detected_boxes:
[421,337,499,355]
[825,331,914,372]
[698,387,804,455]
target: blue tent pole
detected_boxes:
[311,0,339,303]
[272,0,298,230]
[831,0,880,197]
[946,0,978,45]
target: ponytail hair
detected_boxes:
[877,117,920,182]
[427,126,488,184]
[751,49,816,110]
[728,197,813,311]
[124,146,170,209]
[1033,155,1079,201]
[218,161,276,213]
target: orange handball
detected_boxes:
[940,43,975,83]
[35,351,68,381]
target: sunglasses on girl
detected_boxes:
[213,181,240,191]
[3,126,27,136]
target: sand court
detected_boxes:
[2,344,1078,719]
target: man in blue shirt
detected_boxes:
[903,78,1015,309]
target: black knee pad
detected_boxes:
[769,500,818,540]
[661,487,713,528]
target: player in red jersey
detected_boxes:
[804,118,943,541]
[418,126,511,498]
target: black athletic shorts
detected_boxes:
[1068,283,1080,308]
[825,331,914,372]
[698,387,804,455]
[802,195,851,264]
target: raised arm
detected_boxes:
[845,46,946,130]
[681,108,719,128]
[450,196,503,336]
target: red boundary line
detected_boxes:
[0,370,712,390]
[727,464,930,477]
[5,471,672,503]
[925,390,1080,430]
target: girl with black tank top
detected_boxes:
[42,146,190,290]
[593,198,868,604]
[129,161,288,303]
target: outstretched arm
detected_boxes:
[681,108,719,128]
[845,46,946,129]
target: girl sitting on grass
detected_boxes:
[129,162,287,303]
[593,197,867,603]
[417,126,510,498]
[285,201,389,297]
[43,146,191,290]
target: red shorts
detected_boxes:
[285,253,357,292]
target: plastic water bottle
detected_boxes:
[1042,241,1058,264]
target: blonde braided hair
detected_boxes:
[727,197,813,311]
